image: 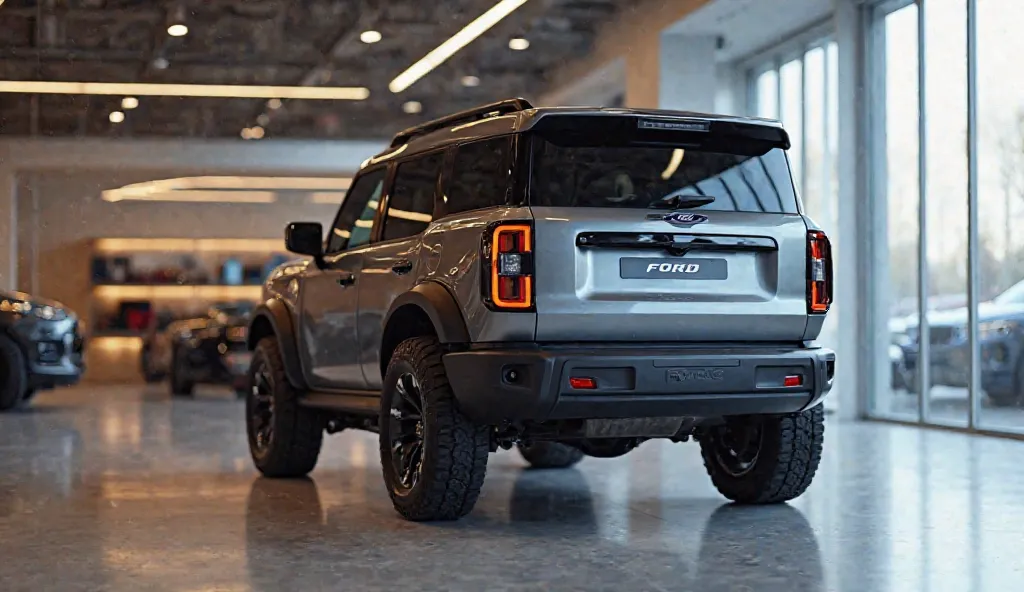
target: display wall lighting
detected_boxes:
[0,81,370,101]
[388,0,530,93]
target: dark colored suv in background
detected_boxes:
[243,99,835,521]
[0,289,84,410]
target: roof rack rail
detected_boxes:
[388,97,533,148]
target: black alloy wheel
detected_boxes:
[708,422,764,477]
[387,372,425,492]
[248,360,275,455]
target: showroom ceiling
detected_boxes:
[0,0,626,139]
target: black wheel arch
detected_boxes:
[247,298,309,391]
[379,282,470,379]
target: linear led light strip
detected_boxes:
[0,81,369,101]
[102,176,351,203]
[389,0,530,93]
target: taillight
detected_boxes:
[807,230,833,314]
[485,223,533,310]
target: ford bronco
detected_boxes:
[244,98,835,521]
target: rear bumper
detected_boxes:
[443,344,835,425]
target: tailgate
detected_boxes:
[532,207,810,342]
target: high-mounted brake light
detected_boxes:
[486,223,533,310]
[807,230,833,314]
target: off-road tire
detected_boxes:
[140,348,164,383]
[700,404,825,504]
[247,337,324,478]
[169,349,195,397]
[518,442,584,469]
[379,336,489,522]
[0,335,28,411]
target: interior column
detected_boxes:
[625,32,718,111]
[0,169,16,293]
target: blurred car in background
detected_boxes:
[142,301,254,397]
[0,290,84,411]
[893,280,1024,406]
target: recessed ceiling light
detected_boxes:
[267,98,282,110]
[121,96,139,109]
[256,113,270,126]
[109,111,125,123]
[152,57,170,70]
[461,75,480,87]
[403,101,423,114]
[250,126,265,139]
[389,0,530,93]
[241,128,253,140]
[508,37,530,51]
[360,30,382,44]
[167,24,189,37]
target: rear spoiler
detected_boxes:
[528,113,790,154]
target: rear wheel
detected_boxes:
[169,349,194,397]
[246,337,324,478]
[699,404,824,504]
[379,336,489,522]
[518,442,584,469]
[0,335,28,411]
[140,348,164,383]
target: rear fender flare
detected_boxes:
[383,282,471,345]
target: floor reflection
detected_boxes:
[0,385,1022,591]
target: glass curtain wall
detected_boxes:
[747,34,840,411]
[870,0,1024,435]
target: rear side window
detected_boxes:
[530,139,798,213]
[383,152,443,241]
[446,137,513,214]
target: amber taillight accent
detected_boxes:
[807,230,833,314]
[488,224,533,310]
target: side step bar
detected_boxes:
[299,390,380,416]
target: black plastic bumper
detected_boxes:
[443,344,835,425]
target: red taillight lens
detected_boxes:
[488,224,533,310]
[807,230,832,314]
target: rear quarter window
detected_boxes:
[446,136,513,215]
[530,139,798,214]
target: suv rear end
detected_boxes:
[445,109,835,425]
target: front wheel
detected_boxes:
[699,404,825,504]
[378,336,490,522]
[0,335,28,411]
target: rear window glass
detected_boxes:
[530,139,798,213]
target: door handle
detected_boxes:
[391,260,413,275]
[336,272,356,287]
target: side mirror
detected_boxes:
[285,222,323,257]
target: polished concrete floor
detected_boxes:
[2,385,1024,592]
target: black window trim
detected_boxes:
[323,164,388,255]
[370,147,448,245]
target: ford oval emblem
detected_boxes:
[658,212,709,227]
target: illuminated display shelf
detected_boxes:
[94,237,285,254]
[92,284,262,300]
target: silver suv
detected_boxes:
[244,98,835,521]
